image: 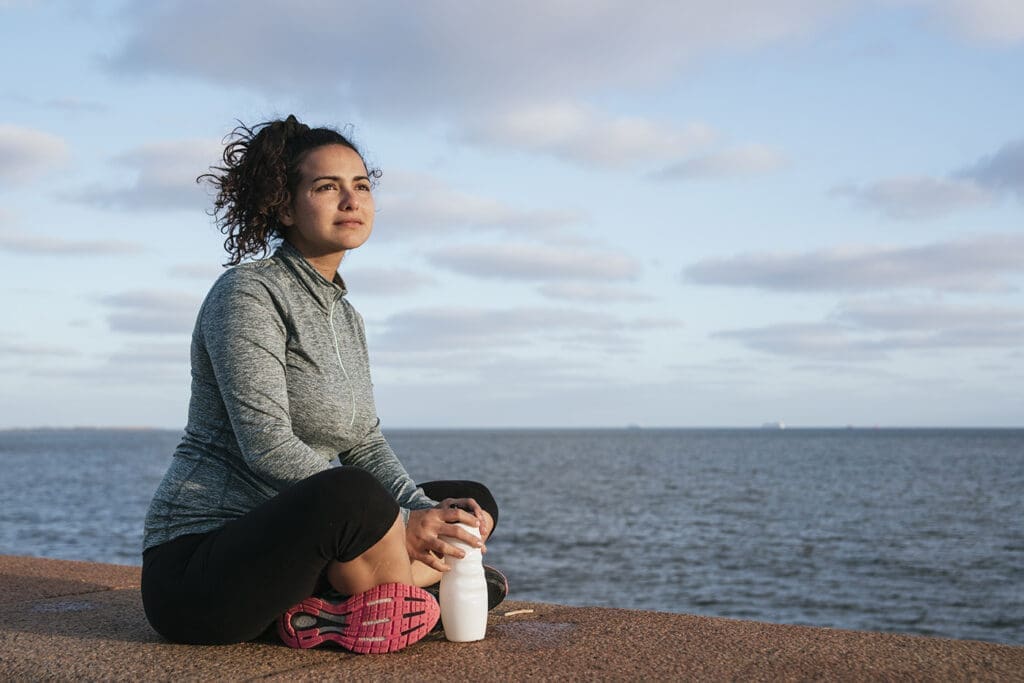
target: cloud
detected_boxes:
[957,138,1024,200]
[924,0,1024,43]
[831,176,991,220]
[376,171,581,240]
[0,124,68,182]
[653,144,788,180]
[431,243,641,282]
[834,298,1024,332]
[0,343,79,358]
[106,343,189,366]
[835,138,1024,219]
[834,298,1024,349]
[538,282,654,303]
[458,101,715,166]
[373,349,612,390]
[683,233,1024,293]
[168,263,226,281]
[373,306,636,354]
[714,322,884,360]
[341,267,436,296]
[715,298,1024,359]
[790,363,902,380]
[101,290,201,335]
[0,229,143,256]
[108,2,856,117]
[23,342,191,386]
[43,97,106,113]
[1,93,106,113]
[70,139,220,211]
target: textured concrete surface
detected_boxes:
[0,555,1021,681]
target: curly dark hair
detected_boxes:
[198,114,381,265]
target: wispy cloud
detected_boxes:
[373,306,637,354]
[107,2,853,116]
[957,138,1024,200]
[1,93,107,113]
[376,171,581,240]
[0,229,143,256]
[715,297,1024,359]
[0,124,68,182]
[924,0,1024,44]
[167,263,226,281]
[538,282,655,303]
[0,343,80,358]
[834,138,1024,219]
[834,298,1024,332]
[106,343,189,366]
[342,267,436,296]
[684,233,1024,293]
[101,290,201,335]
[70,139,220,211]
[714,322,884,360]
[42,97,106,113]
[431,243,641,282]
[459,100,714,166]
[653,143,788,180]
[373,349,612,390]
[831,176,991,219]
[24,342,191,385]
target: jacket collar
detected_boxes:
[273,240,348,312]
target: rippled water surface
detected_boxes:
[1,427,1021,644]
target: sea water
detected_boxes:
[1,427,1021,644]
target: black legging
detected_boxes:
[141,467,498,645]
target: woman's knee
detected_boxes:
[302,467,397,520]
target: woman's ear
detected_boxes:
[278,204,294,227]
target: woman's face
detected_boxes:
[280,144,375,262]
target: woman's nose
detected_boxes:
[338,188,359,210]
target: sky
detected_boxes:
[0,1,1022,429]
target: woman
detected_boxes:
[141,115,500,654]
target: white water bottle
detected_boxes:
[438,523,488,642]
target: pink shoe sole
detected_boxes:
[278,583,440,654]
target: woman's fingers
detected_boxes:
[417,547,449,572]
[441,498,485,528]
[438,524,485,557]
[444,506,481,529]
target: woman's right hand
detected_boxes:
[406,501,486,573]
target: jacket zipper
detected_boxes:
[327,296,357,429]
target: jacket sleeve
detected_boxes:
[200,272,331,490]
[340,426,439,525]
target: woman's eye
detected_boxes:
[315,183,337,192]
[356,183,371,192]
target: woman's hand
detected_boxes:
[406,498,488,573]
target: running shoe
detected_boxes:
[482,565,509,610]
[277,582,439,654]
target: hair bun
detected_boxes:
[282,114,308,137]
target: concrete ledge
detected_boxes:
[1,555,1021,681]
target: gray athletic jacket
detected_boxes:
[143,241,435,551]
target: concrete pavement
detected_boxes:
[1,555,1021,681]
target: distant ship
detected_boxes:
[761,421,786,430]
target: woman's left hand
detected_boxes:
[405,498,492,572]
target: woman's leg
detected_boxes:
[325,512,412,596]
[142,467,408,645]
